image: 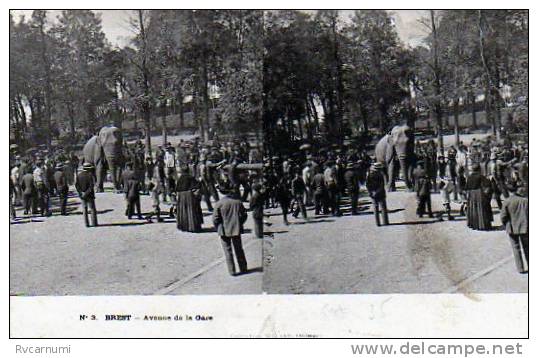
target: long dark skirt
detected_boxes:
[466,189,492,230]
[176,190,203,232]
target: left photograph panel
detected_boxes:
[9,10,265,295]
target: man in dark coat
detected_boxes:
[121,162,136,216]
[53,163,69,215]
[213,185,248,276]
[75,163,98,227]
[312,168,327,215]
[413,161,433,218]
[343,163,360,215]
[291,170,307,219]
[20,168,36,216]
[366,163,389,226]
[500,183,529,273]
[125,177,142,219]
[33,160,49,216]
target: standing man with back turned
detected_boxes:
[500,183,529,274]
[213,183,248,276]
[76,163,98,227]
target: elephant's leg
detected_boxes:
[407,165,415,191]
[115,166,123,192]
[117,167,124,192]
[387,162,396,192]
[96,162,105,192]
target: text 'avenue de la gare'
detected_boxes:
[80,314,214,321]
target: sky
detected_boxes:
[11,10,429,48]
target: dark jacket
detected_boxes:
[54,170,69,194]
[213,195,248,237]
[291,177,306,195]
[75,171,95,200]
[366,170,386,200]
[312,173,326,193]
[500,193,529,235]
[122,169,135,190]
[343,168,359,191]
[125,179,141,200]
[416,177,431,198]
[20,173,35,195]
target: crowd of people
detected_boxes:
[8,130,529,275]
[9,136,265,277]
[263,134,529,274]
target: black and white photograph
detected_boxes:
[261,10,529,295]
[8,8,529,339]
[9,10,265,296]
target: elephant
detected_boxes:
[374,125,413,191]
[83,126,123,192]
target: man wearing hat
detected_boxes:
[54,163,69,216]
[75,163,98,227]
[500,182,529,273]
[486,152,506,209]
[324,160,341,216]
[311,165,327,215]
[33,159,50,216]
[343,162,360,215]
[164,144,177,202]
[291,169,308,219]
[213,182,248,276]
[414,161,433,218]
[20,166,36,216]
[366,163,389,226]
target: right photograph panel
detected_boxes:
[261,10,529,294]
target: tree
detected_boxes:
[52,10,111,139]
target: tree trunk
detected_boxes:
[37,14,53,149]
[143,104,152,156]
[308,95,320,134]
[68,103,76,141]
[297,115,304,140]
[470,91,477,129]
[304,99,313,140]
[177,89,185,129]
[138,10,152,156]
[431,10,444,156]
[378,98,387,134]
[201,64,210,141]
[453,96,460,147]
[16,95,27,132]
[87,104,96,137]
[478,10,500,140]
[161,100,168,146]
[320,97,330,136]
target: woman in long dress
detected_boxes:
[465,164,493,230]
[175,166,203,232]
